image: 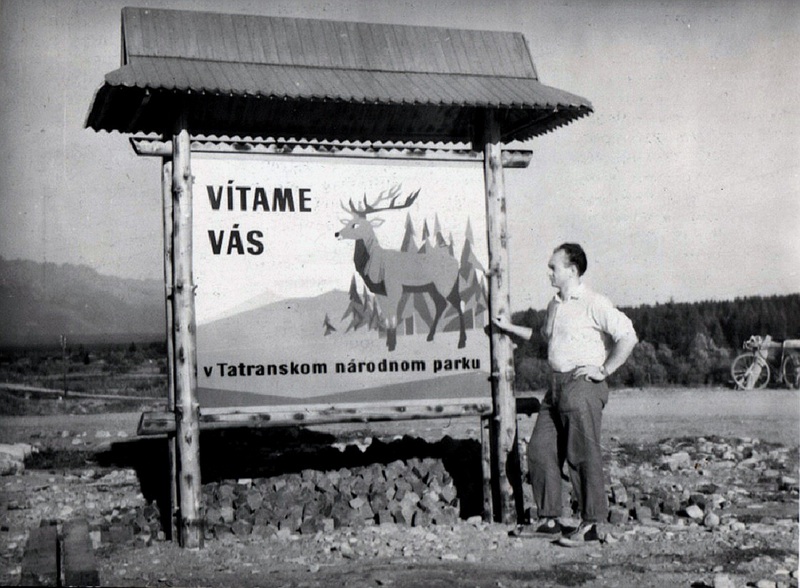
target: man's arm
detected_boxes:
[576,299,638,382]
[492,314,533,340]
[573,332,637,382]
[604,331,638,375]
[494,298,557,341]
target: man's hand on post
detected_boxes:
[493,314,511,331]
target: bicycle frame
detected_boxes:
[733,335,800,390]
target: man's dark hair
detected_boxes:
[555,243,587,276]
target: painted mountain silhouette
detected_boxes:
[199,289,350,348]
[201,287,283,324]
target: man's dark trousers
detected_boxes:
[528,370,609,523]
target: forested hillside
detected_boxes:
[510,294,800,389]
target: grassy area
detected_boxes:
[0,387,165,416]
[0,340,168,401]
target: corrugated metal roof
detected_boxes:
[105,57,589,108]
[86,7,592,142]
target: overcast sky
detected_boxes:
[0,0,797,311]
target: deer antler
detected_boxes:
[343,185,420,217]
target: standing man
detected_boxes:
[493,243,637,545]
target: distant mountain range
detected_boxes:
[0,257,350,348]
[0,257,166,346]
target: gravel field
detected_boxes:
[1,386,798,587]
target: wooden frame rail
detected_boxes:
[138,396,539,436]
[130,136,533,168]
[139,402,493,435]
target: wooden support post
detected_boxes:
[161,159,179,542]
[480,415,494,522]
[172,115,204,549]
[482,109,521,523]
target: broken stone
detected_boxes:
[610,483,628,506]
[685,505,704,520]
[661,495,682,515]
[713,573,736,588]
[661,451,691,471]
[231,520,253,536]
[634,505,653,522]
[703,512,720,529]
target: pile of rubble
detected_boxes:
[84,470,164,550]
[63,435,800,556]
[600,436,799,529]
[8,435,797,548]
[203,457,461,539]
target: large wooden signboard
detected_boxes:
[191,154,492,414]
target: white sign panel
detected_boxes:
[192,154,491,411]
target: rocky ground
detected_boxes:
[0,387,798,587]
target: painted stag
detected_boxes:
[335,185,466,352]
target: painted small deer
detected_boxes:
[335,185,466,352]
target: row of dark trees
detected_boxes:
[511,294,800,390]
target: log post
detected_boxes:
[481,108,520,523]
[480,415,494,522]
[161,159,179,541]
[171,115,204,549]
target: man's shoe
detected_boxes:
[533,518,563,536]
[509,518,562,538]
[556,523,600,547]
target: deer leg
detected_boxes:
[384,288,402,352]
[381,311,397,352]
[427,288,447,342]
[447,283,467,349]
[457,303,467,349]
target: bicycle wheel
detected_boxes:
[781,354,800,389]
[731,353,770,389]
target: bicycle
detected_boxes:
[730,335,800,390]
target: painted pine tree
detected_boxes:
[342,275,368,332]
[395,212,419,332]
[322,313,337,336]
[444,218,487,332]
[369,297,386,337]
[362,285,380,332]
[434,215,449,249]
[400,212,417,252]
